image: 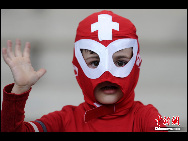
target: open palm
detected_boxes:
[2,39,46,91]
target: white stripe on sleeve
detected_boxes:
[28,122,39,132]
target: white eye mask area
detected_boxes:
[74,38,138,79]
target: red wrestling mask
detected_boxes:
[72,10,142,120]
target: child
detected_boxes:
[1,10,166,132]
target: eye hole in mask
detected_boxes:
[81,49,100,69]
[112,47,133,67]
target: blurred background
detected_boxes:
[1,9,187,132]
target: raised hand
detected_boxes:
[2,39,46,94]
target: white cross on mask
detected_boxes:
[91,14,119,41]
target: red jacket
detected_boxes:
[1,83,166,132]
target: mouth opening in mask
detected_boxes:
[98,81,119,90]
[94,81,124,104]
[97,81,121,95]
[101,85,118,90]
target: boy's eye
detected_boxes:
[90,61,99,68]
[81,49,100,69]
[115,60,127,67]
[112,47,133,68]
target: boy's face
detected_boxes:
[82,48,133,104]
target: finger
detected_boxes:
[7,40,15,59]
[36,68,46,79]
[2,48,11,65]
[23,42,30,58]
[15,39,22,57]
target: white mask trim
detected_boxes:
[74,38,138,79]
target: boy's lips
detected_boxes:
[99,82,119,94]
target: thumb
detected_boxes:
[36,68,46,79]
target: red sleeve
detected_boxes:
[34,111,65,132]
[139,104,167,132]
[1,83,72,132]
[35,105,77,132]
[1,83,44,132]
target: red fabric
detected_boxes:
[1,84,44,132]
[1,83,31,132]
[85,104,115,122]
[1,83,166,132]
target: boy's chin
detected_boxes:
[97,99,119,105]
